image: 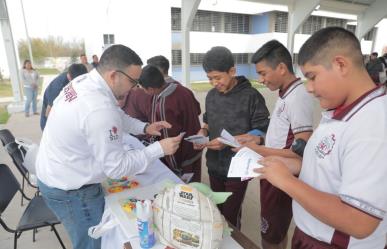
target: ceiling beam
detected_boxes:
[356,0,387,39]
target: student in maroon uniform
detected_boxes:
[139,65,202,182]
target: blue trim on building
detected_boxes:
[251,14,270,34]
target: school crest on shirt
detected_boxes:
[315,134,336,159]
[109,126,119,141]
[276,102,286,117]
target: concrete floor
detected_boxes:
[0,84,322,249]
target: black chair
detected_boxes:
[0,164,66,249]
[5,141,38,206]
[0,128,15,146]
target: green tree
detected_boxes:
[18,36,84,63]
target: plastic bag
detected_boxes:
[88,206,119,239]
[15,138,39,175]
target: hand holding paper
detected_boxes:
[227,147,263,178]
[184,134,209,145]
[217,129,241,148]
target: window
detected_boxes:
[293,53,299,65]
[171,8,249,34]
[300,15,323,34]
[224,13,250,34]
[326,17,346,28]
[172,50,182,65]
[171,7,181,31]
[192,10,222,32]
[172,50,250,65]
[233,53,249,64]
[364,28,376,41]
[103,34,115,45]
[346,24,356,34]
[274,11,288,33]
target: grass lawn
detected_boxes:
[0,80,12,97]
[0,77,44,97]
[36,68,60,75]
[190,79,266,92]
[0,105,10,124]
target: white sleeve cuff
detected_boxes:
[143,141,164,161]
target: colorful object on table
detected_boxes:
[153,184,227,249]
[106,177,139,193]
[121,198,138,214]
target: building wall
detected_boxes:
[84,0,172,70]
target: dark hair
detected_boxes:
[202,46,234,73]
[22,59,33,69]
[147,55,169,75]
[80,54,86,57]
[251,40,294,74]
[98,44,143,72]
[371,52,378,57]
[68,63,88,79]
[298,27,363,68]
[139,65,165,88]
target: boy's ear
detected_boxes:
[332,55,350,76]
[277,62,288,75]
[228,66,236,76]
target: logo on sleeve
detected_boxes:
[315,134,336,158]
[109,126,119,141]
[64,83,78,102]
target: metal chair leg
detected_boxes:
[51,225,66,249]
[14,232,17,249]
[33,228,36,242]
[21,178,25,206]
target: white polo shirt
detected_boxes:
[36,69,164,191]
[293,85,387,248]
[265,79,314,149]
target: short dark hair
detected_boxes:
[98,44,143,72]
[147,55,169,75]
[202,46,234,73]
[139,65,165,89]
[251,40,294,74]
[80,54,86,57]
[371,52,378,57]
[298,27,363,68]
[68,63,88,79]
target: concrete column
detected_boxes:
[287,0,320,55]
[356,0,387,40]
[0,0,23,103]
[181,0,200,87]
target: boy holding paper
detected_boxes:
[237,40,314,249]
[195,46,270,229]
[139,65,202,182]
[257,27,387,248]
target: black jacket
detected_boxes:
[203,76,270,179]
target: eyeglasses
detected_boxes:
[115,70,139,87]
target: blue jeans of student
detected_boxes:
[24,87,37,114]
[38,180,105,249]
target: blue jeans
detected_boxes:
[24,87,37,114]
[38,180,105,249]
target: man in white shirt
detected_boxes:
[256,27,387,249]
[36,44,182,249]
[235,40,313,249]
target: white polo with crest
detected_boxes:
[293,85,387,248]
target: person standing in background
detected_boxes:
[20,59,39,117]
[91,55,99,68]
[80,54,93,72]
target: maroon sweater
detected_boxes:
[150,83,201,174]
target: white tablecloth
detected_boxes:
[101,135,243,249]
